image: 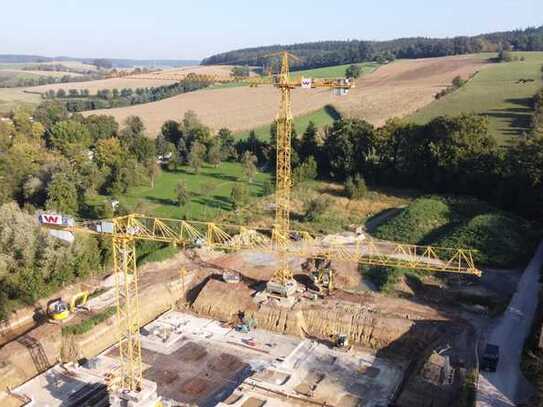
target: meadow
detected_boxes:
[411,51,543,144]
[115,161,271,220]
[233,105,340,140]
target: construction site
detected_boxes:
[0,52,489,407]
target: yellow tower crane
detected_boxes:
[107,52,354,296]
[265,51,354,296]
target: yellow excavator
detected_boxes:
[47,291,89,322]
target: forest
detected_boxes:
[202,26,543,70]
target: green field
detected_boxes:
[116,162,271,220]
[234,105,340,140]
[291,62,380,78]
[411,52,543,144]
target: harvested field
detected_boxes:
[85,84,335,136]
[333,54,491,127]
[25,65,235,95]
[83,54,488,136]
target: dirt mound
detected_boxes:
[192,279,257,323]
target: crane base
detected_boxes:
[109,380,160,407]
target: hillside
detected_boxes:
[0,54,199,68]
[410,51,543,144]
[202,26,543,70]
[82,54,486,136]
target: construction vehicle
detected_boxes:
[336,334,350,348]
[236,314,256,333]
[304,258,334,293]
[47,291,89,322]
[47,299,70,321]
[481,343,500,372]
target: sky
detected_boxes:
[1,0,542,60]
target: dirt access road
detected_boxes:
[477,241,543,407]
[84,54,488,136]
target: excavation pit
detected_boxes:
[11,311,405,407]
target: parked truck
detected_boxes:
[481,343,500,372]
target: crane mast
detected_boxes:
[272,52,296,287]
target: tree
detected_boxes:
[293,157,318,184]
[84,115,119,141]
[231,184,249,210]
[242,151,257,182]
[95,137,124,168]
[218,128,236,159]
[46,172,79,215]
[176,181,191,207]
[498,49,513,62]
[300,121,319,161]
[345,174,368,199]
[121,116,145,140]
[48,119,91,155]
[345,176,355,199]
[345,64,362,79]
[147,160,161,188]
[263,180,274,196]
[188,141,206,173]
[231,66,251,77]
[160,120,182,145]
[207,143,222,167]
[131,136,156,163]
[33,100,69,128]
[452,75,466,89]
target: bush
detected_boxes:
[231,183,249,210]
[62,307,116,336]
[361,265,426,294]
[373,198,451,244]
[303,196,331,221]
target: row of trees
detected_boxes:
[202,26,543,70]
[45,75,212,112]
[0,72,102,89]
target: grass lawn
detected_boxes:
[117,161,271,220]
[410,51,543,144]
[234,105,341,140]
[291,62,380,78]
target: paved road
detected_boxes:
[477,241,543,407]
